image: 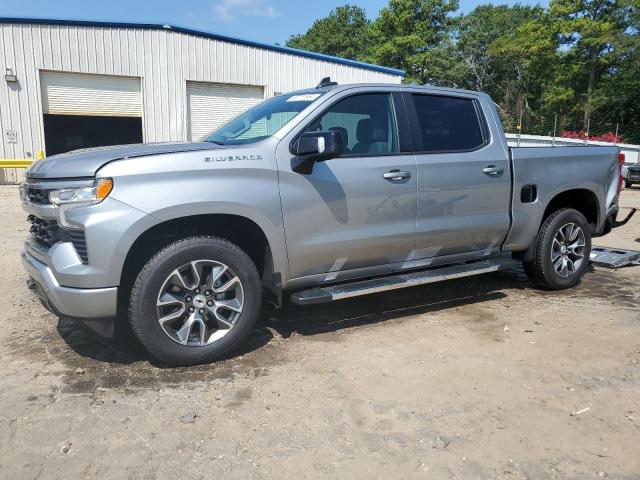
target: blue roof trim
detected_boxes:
[0,17,406,77]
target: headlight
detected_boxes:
[49,178,113,228]
[49,178,113,205]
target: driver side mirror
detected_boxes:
[290,131,345,174]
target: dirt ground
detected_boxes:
[0,185,639,480]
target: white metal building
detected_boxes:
[0,18,404,183]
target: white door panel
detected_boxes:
[187,82,264,141]
[40,71,141,117]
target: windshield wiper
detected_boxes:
[205,140,225,145]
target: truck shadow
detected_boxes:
[268,278,512,339]
[56,267,527,367]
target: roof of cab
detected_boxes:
[288,83,486,97]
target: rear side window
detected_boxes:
[411,95,487,152]
[305,93,399,155]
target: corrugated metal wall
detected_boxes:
[0,22,402,183]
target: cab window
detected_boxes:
[205,92,324,145]
[411,94,486,152]
[305,93,399,155]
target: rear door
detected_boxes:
[277,90,417,281]
[406,92,511,260]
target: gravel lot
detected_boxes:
[1,185,639,479]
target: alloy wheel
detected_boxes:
[156,260,244,346]
[551,223,586,278]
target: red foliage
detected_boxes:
[560,130,625,143]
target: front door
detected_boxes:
[277,92,417,281]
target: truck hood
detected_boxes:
[27,142,222,179]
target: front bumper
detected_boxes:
[22,250,117,337]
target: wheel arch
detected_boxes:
[541,188,600,231]
[511,187,599,262]
[118,212,284,317]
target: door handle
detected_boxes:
[383,170,411,181]
[482,165,504,176]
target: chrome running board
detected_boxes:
[290,259,510,305]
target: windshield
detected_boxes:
[203,92,325,145]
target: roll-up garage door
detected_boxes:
[187,82,264,141]
[40,71,142,117]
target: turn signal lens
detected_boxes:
[96,178,113,200]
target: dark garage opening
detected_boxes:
[43,114,143,156]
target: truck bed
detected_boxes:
[504,145,620,252]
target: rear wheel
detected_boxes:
[625,180,632,189]
[523,208,591,290]
[128,236,261,366]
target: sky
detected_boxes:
[0,0,549,46]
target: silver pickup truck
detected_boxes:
[20,81,630,365]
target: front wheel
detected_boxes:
[523,208,591,290]
[625,180,632,189]
[128,236,262,366]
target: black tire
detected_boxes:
[625,180,632,189]
[128,236,261,366]
[522,208,591,290]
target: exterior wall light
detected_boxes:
[5,68,17,83]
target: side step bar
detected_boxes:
[290,259,510,305]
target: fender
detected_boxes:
[97,144,291,286]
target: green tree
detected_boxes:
[285,5,372,60]
[367,0,459,84]
[482,9,558,131]
[286,0,639,141]
[456,5,543,89]
[453,5,546,124]
[493,0,630,133]
[550,0,629,128]
[591,0,640,141]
